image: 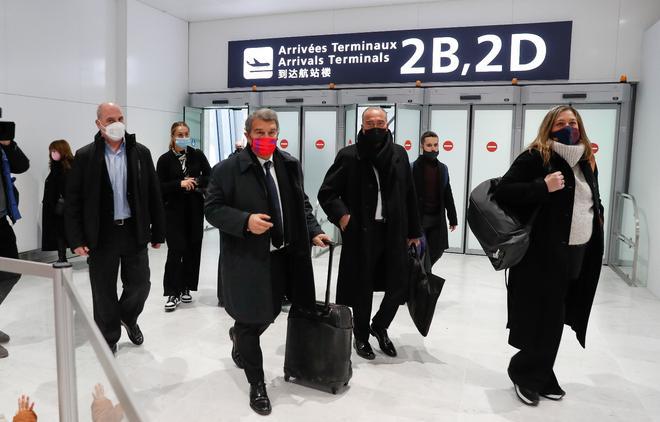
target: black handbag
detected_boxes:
[54,196,65,216]
[407,246,445,337]
[467,178,539,271]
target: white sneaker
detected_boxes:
[164,295,180,312]
[181,290,192,303]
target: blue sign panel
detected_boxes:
[228,21,571,87]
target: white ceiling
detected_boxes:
[137,0,440,22]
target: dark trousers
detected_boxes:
[163,240,202,296]
[0,216,20,307]
[56,234,68,262]
[233,248,290,384]
[424,224,445,267]
[508,244,587,392]
[352,223,407,342]
[88,222,150,346]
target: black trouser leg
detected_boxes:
[88,246,122,346]
[163,248,185,297]
[234,322,270,384]
[424,224,444,267]
[372,282,408,330]
[57,234,68,262]
[118,246,150,327]
[352,295,374,343]
[352,223,386,342]
[183,239,202,291]
[0,217,20,307]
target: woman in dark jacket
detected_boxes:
[156,122,211,311]
[412,131,458,267]
[494,105,604,406]
[42,140,74,262]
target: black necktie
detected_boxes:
[263,161,284,248]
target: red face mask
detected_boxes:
[250,137,277,157]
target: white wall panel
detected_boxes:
[630,19,660,295]
[127,0,188,113]
[125,106,183,164]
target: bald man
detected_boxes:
[66,103,165,354]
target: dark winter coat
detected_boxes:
[0,140,30,212]
[41,162,69,251]
[156,147,211,249]
[204,148,323,324]
[318,136,422,307]
[65,132,166,250]
[493,148,604,350]
[412,156,458,251]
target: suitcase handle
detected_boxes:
[323,240,336,308]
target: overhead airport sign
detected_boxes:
[228,21,571,87]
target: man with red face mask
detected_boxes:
[205,108,331,416]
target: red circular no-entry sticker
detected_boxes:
[404,139,412,151]
[315,139,325,150]
[348,139,353,145]
[486,141,498,152]
[280,139,289,149]
[591,143,599,154]
[443,140,454,151]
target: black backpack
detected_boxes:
[467,178,539,271]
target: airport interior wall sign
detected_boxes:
[227,21,571,88]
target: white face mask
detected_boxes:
[102,121,125,141]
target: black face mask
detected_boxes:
[357,128,388,159]
[422,150,439,161]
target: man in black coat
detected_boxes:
[205,108,330,416]
[0,121,30,359]
[65,103,165,354]
[412,131,458,266]
[318,107,422,360]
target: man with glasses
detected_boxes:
[205,108,330,415]
[318,107,421,360]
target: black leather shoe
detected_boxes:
[110,343,118,355]
[369,323,397,357]
[249,382,272,415]
[121,321,144,345]
[540,386,566,401]
[229,327,245,369]
[353,339,375,360]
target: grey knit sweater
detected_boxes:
[551,141,594,245]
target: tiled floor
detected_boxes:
[1,229,660,421]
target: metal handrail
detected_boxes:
[611,192,641,286]
[0,256,146,421]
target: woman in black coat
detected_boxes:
[412,131,458,267]
[156,122,211,311]
[42,140,74,262]
[494,105,604,406]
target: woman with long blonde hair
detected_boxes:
[494,105,605,406]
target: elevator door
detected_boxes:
[269,107,301,159]
[428,107,470,252]
[202,107,248,166]
[522,104,619,258]
[183,106,204,150]
[302,107,339,236]
[429,105,515,254]
[395,105,422,162]
[466,106,515,254]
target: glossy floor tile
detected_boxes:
[1,229,660,421]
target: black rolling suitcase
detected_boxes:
[284,242,353,394]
